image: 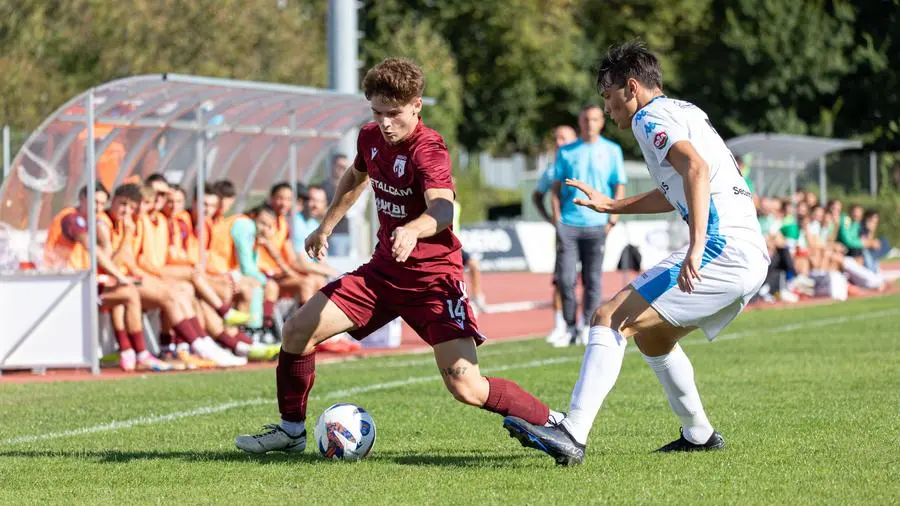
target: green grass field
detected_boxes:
[1,294,899,505]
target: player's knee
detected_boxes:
[591,300,616,328]
[281,314,314,354]
[125,285,140,306]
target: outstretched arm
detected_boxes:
[566,181,674,215]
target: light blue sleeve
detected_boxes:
[610,144,627,185]
[552,147,567,182]
[291,215,306,254]
[231,218,267,283]
[535,164,554,194]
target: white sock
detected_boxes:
[560,326,627,445]
[234,341,250,357]
[642,344,714,445]
[120,349,136,360]
[546,410,565,426]
[176,343,190,353]
[553,311,565,330]
[280,419,306,437]
[136,350,151,361]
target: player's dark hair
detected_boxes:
[113,183,143,203]
[248,202,277,218]
[212,179,237,198]
[192,182,213,202]
[581,104,603,113]
[863,209,879,221]
[362,58,425,105]
[169,184,185,197]
[79,182,109,200]
[269,181,292,197]
[144,173,169,186]
[596,41,663,93]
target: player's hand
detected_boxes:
[566,179,614,213]
[305,228,330,261]
[257,236,276,254]
[390,226,418,263]
[678,244,703,293]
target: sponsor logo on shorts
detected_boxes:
[653,131,668,149]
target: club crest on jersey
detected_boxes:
[653,131,668,150]
[393,155,407,177]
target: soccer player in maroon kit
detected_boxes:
[235,58,559,454]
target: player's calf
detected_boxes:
[440,367,489,407]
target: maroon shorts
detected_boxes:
[320,261,485,347]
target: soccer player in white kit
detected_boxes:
[503,41,770,465]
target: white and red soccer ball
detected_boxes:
[314,403,377,461]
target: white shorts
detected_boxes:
[631,236,769,340]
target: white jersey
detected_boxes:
[632,96,765,253]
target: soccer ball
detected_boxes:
[314,403,376,460]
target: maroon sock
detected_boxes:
[172,332,185,346]
[277,350,316,422]
[216,303,231,318]
[217,332,239,351]
[481,377,550,426]
[236,330,253,345]
[115,330,132,351]
[172,319,199,344]
[129,331,147,354]
[186,316,207,338]
[263,300,275,327]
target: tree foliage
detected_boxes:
[0,0,898,160]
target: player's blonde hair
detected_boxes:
[362,58,425,105]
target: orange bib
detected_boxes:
[44,208,89,270]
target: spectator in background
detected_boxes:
[837,204,865,263]
[756,197,797,302]
[861,209,889,273]
[532,125,577,343]
[291,184,339,282]
[805,191,819,209]
[550,105,626,347]
[288,185,359,354]
[321,154,352,256]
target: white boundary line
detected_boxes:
[1,308,896,447]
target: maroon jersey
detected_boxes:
[354,120,463,288]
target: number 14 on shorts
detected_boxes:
[446,298,467,329]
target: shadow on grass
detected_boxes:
[0,449,533,467]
